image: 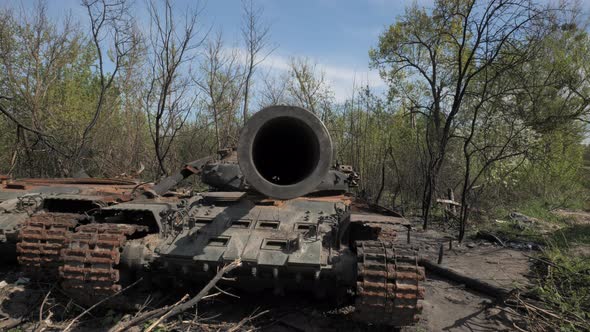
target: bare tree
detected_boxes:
[197,32,245,150]
[287,57,334,120]
[240,0,273,124]
[79,0,139,165]
[258,70,288,107]
[144,0,205,176]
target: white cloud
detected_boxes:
[258,52,386,102]
[224,48,387,102]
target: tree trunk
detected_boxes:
[422,168,437,230]
[375,154,386,204]
[243,66,253,126]
[422,156,443,230]
[422,183,432,230]
[458,204,469,242]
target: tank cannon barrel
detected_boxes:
[237,105,333,199]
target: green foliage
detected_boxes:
[0,116,15,171]
[510,130,587,210]
[324,87,430,209]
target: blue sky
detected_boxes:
[203,0,437,99]
[4,0,590,102]
[4,0,432,101]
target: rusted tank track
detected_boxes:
[17,213,147,303]
[16,213,80,277]
[60,223,148,301]
[354,240,425,327]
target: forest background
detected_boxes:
[0,0,589,241]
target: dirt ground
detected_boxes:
[0,221,537,332]
[409,236,531,331]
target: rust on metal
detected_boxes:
[16,212,148,302]
[354,240,425,326]
[16,178,138,186]
[16,213,80,277]
[60,223,148,298]
[1,177,143,199]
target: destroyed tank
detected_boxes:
[1,105,425,327]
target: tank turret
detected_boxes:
[198,106,357,196]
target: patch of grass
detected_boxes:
[564,198,590,212]
[489,199,576,224]
[478,199,579,243]
[532,244,590,331]
[549,224,590,248]
[517,200,572,225]
[476,219,545,243]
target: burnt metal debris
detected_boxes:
[0,105,425,327]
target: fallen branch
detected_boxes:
[110,259,242,332]
[436,198,461,206]
[419,258,513,299]
[144,294,189,332]
[505,291,589,331]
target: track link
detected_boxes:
[354,240,425,327]
[16,213,81,278]
[60,223,148,301]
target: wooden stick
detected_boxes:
[37,285,54,332]
[214,285,240,298]
[144,294,189,332]
[108,306,168,332]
